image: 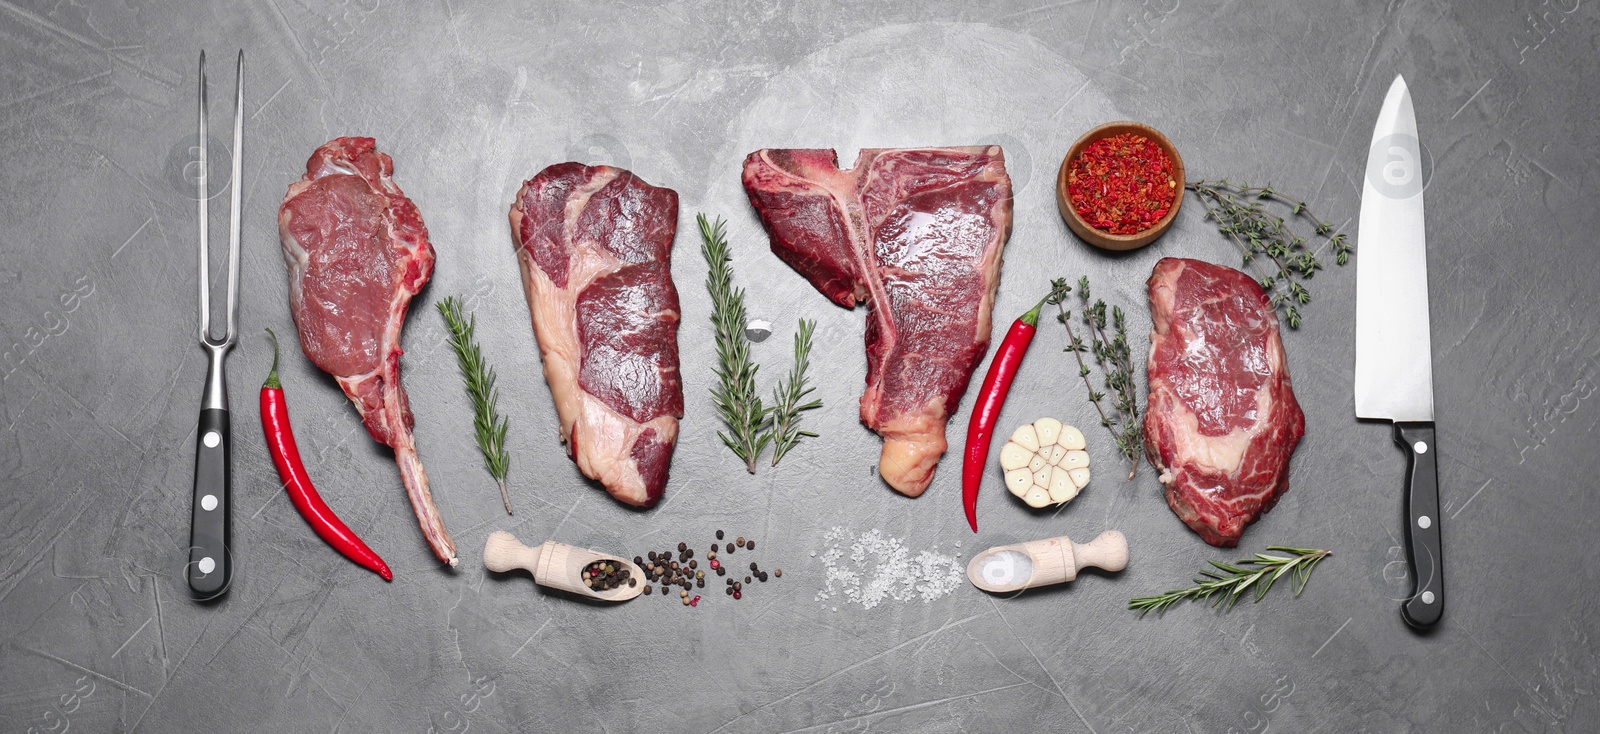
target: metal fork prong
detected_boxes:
[224,50,244,345]
[196,50,210,344]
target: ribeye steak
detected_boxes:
[509,163,683,507]
[278,137,456,566]
[742,147,1012,497]
[1143,257,1305,547]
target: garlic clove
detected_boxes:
[1033,417,1062,448]
[999,442,1032,471]
[1024,486,1052,508]
[1010,424,1040,453]
[1005,467,1034,497]
[1032,465,1053,488]
[1058,424,1086,451]
[1028,453,1047,474]
[1042,443,1067,466]
[1048,466,1078,503]
[1061,449,1090,470]
[1068,466,1091,489]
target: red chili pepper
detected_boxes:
[261,329,393,581]
[962,287,1061,532]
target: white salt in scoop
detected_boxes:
[966,531,1128,594]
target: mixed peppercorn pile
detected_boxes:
[636,530,780,608]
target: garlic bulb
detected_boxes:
[999,418,1090,508]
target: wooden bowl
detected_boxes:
[1056,121,1184,252]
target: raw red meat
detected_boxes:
[742,147,1012,496]
[278,137,456,566]
[1143,258,1305,547]
[510,163,682,507]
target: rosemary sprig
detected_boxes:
[1129,545,1332,618]
[1186,179,1354,329]
[700,214,772,473]
[1054,276,1143,479]
[769,318,821,466]
[437,296,513,514]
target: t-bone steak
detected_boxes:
[742,147,1012,497]
[509,163,683,507]
[1143,257,1305,547]
[278,136,456,566]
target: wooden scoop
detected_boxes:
[966,530,1128,593]
[483,531,646,601]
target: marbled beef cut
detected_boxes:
[1143,258,1305,547]
[742,147,1012,497]
[510,164,682,507]
[278,137,456,566]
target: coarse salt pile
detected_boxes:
[814,526,964,610]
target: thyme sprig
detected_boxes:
[701,214,772,473]
[1186,179,1354,329]
[1129,546,1332,618]
[1054,276,1143,479]
[437,296,513,514]
[769,318,821,467]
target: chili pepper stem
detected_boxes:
[263,328,282,389]
[1018,292,1055,328]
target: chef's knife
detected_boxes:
[1355,75,1442,629]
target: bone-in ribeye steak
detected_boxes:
[1143,257,1305,547]
[278,137,457,566]
[509,163,683,507]
[742,147,1012,496]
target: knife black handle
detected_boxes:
[188,408,232,599]
[1395,422,1443,629]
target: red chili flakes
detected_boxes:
[1067,132,1177,235]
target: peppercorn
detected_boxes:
[749,562,758,572]
[697,579,705,588]
[774,569,782,577]
[725,587,733,596]
[644,585,653,595]
[677,542,687,552]
[716,530,725,540]
[727,543,735,553]
[689,560,698,569]
[736,536,745,547]
[708,550,717,560]
[716,567,726,576]
[745,576,752,584]
[746,540,755,550]
[733,590,742,600]
[733,581,742,591]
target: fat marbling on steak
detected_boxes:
[742,147,1012,497]
[278,136,456,566]
[1143,257,1305,547]
[509,163,683,507]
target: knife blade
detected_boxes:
[1355,75,1443,629]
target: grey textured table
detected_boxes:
[3,2,1597,732]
